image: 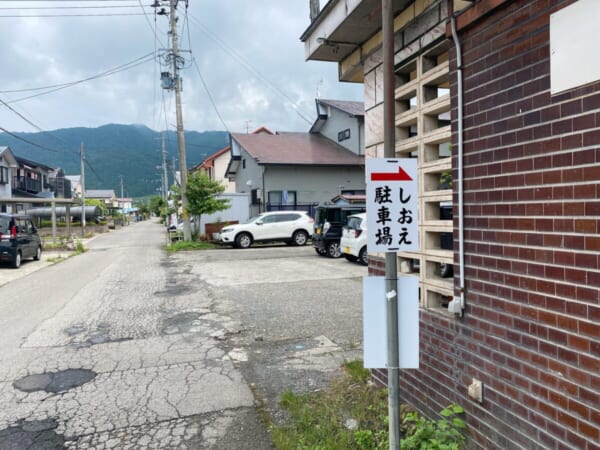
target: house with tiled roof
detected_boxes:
[228,131,365,217]
[226,104,365,216]
[190,146,235,193]
[85,189,117,208]
[192,127,276,193]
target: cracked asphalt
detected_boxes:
[0,220,366,448]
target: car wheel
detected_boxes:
[235,232,252,249]
[326,241,342,258]
[315,248,327,256]
[292,230,308,246]
[34,246,42,261]
[344,254,358,262]
[358,247,368,266]
[12,252,21,269]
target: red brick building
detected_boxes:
[303,1,599,448]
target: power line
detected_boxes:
[181,9,229,132]
[0,13,147,18]
[0,5,144,10]
[0,126,73,154]
[187,13,314,125]
[1,52,156,103]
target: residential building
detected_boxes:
[302,1,599,449]
[86,190,117,208]
[65,175,82,198]
[117,197,133,211]
[47,168,72,199]
[227,131,365,217]
[12,156,55,199]
[190,147,236,193]
[226,106,366,217]
[0,147,18,213]
[310,98,365,155]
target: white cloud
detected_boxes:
[0,1,363,133]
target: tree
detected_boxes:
[185,172,230,236]
[149,195,166,217]
[84,198,108,215]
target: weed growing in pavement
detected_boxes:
[165,240,219,252]
[269,359,468,450]
[43,235,85,252]
[269,360,389,450]
[400,403,466,450]
[74,239,86,254]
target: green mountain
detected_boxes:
[0,124,229,198]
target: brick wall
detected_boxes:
[372,1,600,449]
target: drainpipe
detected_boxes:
[448,15,465,317]
[262,166,266,213]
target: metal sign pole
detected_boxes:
[382,0,400,448]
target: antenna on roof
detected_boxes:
[245,120,252,134]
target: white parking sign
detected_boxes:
[366,158,419,252]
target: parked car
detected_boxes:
[218,211,314,249]
[312,204,366,258]
[340,213,368,265]
[0,213,42,268]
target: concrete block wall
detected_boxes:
[371,1,599,449]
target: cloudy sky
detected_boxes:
[0,1,363,134]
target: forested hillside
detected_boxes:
[0,124,229,198]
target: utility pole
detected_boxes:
[169,0,191,241]
[153,0,190,240]
[119,174,124,199]
[80,142,86,237]
[161,132,169,201]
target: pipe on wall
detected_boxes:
[449,14,466,317]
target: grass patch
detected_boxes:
[270,360,389,450]
[46,256,67,263]
[43,235,86,253]
[166,240,220,252]
[269,360,467,450]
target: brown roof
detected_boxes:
[231,132,364,166]
[191,145,230,171]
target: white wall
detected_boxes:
[266,165,365,205]
[198,192,250,234]
[319,108,365,155]
[214,152,236,193]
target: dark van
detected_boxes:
[0,214,42,268]
[312,204,366,258]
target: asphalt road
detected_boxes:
[0,220,366,449]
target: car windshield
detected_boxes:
[244,216,260,224]
[345,216,362,230]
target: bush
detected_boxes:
[400,404,466,450]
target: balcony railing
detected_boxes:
[13,176,42,193]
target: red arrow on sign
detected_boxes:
[370,166,413,181]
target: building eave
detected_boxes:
[300,0,413,64]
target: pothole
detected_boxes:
[64,323,131,348]
[13,369,97,394]
[160,311,202,335]
[0,419,64,449]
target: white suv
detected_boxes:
[340,213,368,265]
[218,211,314,249]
